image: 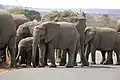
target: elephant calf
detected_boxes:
[16,37,39,67]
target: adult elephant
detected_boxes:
[98,32,120,65]
[32,21,89,68]
[59,11,87,66]
[0,9,16,67]
[16,20,40,62]
[11,14,29,30]
[84,27,118,64]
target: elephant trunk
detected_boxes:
[15,48,21,61]
[32,34,40,67]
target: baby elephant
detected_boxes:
[16,37,35,67]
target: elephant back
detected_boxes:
[17,20,40,37]
[11,13,29,30]
[0,9,16,44]
[96,27,118,50]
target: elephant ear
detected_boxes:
[84,27,97,43]
[44,22,60,43]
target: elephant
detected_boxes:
[0,9,16,67]
[16,20,40,63]
[55,11,87,66]
[11,14,29,30]
[16,37,40,67]
[84,27,118,65]
[32,21,89,68]
[99,32,120,65]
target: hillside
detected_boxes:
[1,4,120,15]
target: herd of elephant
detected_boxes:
[1,9,120,68]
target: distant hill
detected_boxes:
[1,4,120,15]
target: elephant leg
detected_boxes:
[56,49,61,63]
[35,47,39,66]
[90,45,96,64]
[74,51,78,66]
[19,55,23,65]
[48,43,56,68]
[20,54,27,67]
[8,36,16,68]
[115,52,120,65]
[0,49,6,68]
[85,44,91,62]
[65,49,74,68]
[100,51,106,64]
[103,51,113,65]
[60,49,67,66]
[115,51,120,65]
[38,43,45,67]
[26,52,31,67]
[44,43,48,66]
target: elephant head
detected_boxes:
[16,40,26,61]
[32,21,60,67]
[84,27,97,45]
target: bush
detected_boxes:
[9,8,41,21]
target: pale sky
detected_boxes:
[0,0,120,9]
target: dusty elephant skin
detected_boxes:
[16,20,40,63]
[16,37,34,67]
[53,11,88,66]
[0,9,16,68]
[100,33,120,65]
[84,27,118,65]
[11,14,29,30]
[32,21,89,68]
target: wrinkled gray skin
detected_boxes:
[0,9,16,67]
[11,14,29,30]
[84,27,118,64]
[16,20,40,63]
[99,33,120,65]
[57,11,87,66]
[32,21,88,68]
[16,37,40,67]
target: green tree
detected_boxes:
[24,9,41,21]
[9,8,41,21]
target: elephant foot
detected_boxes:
[90,61,96,64]
[115,62,120,65]
[74,62,78,66]
[38,64,45,68]
[49,64,56,68]
[103,60,113,65]
[81,62,89,67]
[20,64,27,68]
[100,61,104,64]
[10,64,17,68]
[81,60,89,66]
[65,64,74,68]
[60,62,66,66]
[45,63,48,66]
[27,66,32,68]
[32,63,37,68]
